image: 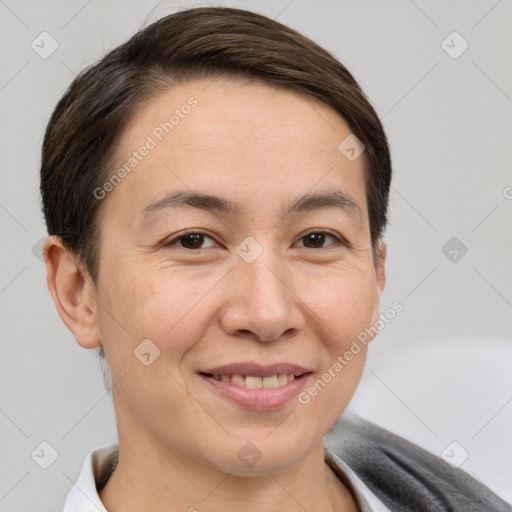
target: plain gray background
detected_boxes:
[1,0,511,510]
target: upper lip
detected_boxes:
[199,363,311,378]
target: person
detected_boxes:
[39,6,510,512]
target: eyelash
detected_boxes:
[162,229,348,251]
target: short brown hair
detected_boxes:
[40,6,392,284]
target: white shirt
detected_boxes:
[62,442,390,511]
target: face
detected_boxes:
[80,78,385,474]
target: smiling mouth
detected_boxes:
[197,363,313,409]
[199,372,305,389]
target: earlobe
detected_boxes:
[43,235,102,349]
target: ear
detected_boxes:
[368,241,387,333]
[375,240,386,297]
[43,235,102,349]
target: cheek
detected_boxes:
[298,267,376,400]
[302,267,378,347]
[295,273,375,431]
[96,270,203,416]
[100,267,218,360]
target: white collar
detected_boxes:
[62,442,390,512]
[62,442,116,512]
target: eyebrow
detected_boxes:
[138,188,362,226]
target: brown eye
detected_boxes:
[297,231,343,249]
[163,231,217,250]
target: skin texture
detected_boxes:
[44,78,386,512]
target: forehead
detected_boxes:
[101,77,368,227]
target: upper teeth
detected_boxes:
[212,373,295,389]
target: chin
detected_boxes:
[200,425,322,476]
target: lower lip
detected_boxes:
[199,373,312,411]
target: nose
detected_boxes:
[219,248,305,343]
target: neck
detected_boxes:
[99,429,359,512]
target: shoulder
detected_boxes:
[325,412,512,512]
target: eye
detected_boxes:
[162,230,218,250]
[296,231,346,249]
[162,230,347,251]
